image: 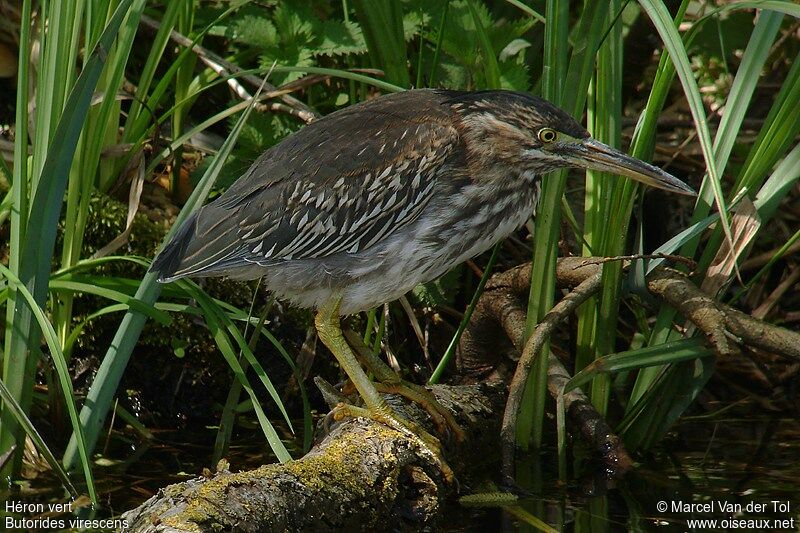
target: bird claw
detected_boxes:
[342,329,465,445]
[327,402,456,484]
[374,381,465,445]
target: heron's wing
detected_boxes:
[152,90,461,281]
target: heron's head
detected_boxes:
[448,90,695,196]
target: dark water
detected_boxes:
[2,412,798,532]
[460,414,800,532]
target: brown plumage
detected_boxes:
[150,89,695,468]
[151,89,692,314]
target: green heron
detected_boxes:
[151,89,694,473]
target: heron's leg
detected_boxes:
[343,330,465,443]
[315,297,454,481]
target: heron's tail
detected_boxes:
[149,212,199,283]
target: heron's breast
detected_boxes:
[354,177,541,284]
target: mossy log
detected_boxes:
[121,383,505,532]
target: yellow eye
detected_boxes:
[538,128,558,143]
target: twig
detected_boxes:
[499,268,605,483]
[466,254,800,484]
[460,268,634,481]
[577,253,696,271]
[139,14,318,123]
[648,267,800,360]
[741,240,800,272]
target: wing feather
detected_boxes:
[152,90,461,281]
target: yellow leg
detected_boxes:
[343,329,465,443]
[315,297,454,482]
[315,298,390,414]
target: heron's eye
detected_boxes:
[538,128,558,143]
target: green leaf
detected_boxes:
[499,61,530,91]
[499,38,531,62]
[432,59,470,89]
[259,44,315,84]
[172,338,188,359]
[334,93,349,106]
[412,265,463,307]
[402,8,426,41]
[316,20,368,56]
[230,13,278,48]
[272,2,317,43]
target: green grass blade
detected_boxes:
[519,0,610,451]
[351,0,409,87]
[465,0,500,88]
[63,66,270,470]
[584,0,624,415]
[4,0,30,280]
[704,1,800,19]
[638,0,732,253]
[712,11,783,181]
[566,338,707,392]
[516,0,570,453]
[222,306,314,452]
[684,10,793,277]
[119,0,182,148]
[62,303,130,359]
[428,1,450,86]
[259,328,313,453]
[0,265,96,501]
[628,4,778,422]
[52,255,152,276]
[504,0,545,22]
[2,0,134,473]
[56,0,149,363]
[620,356,715,451]
[0,379,79,498]
[633,10,797,418]
[143,66,405,178]
[182,283,292,462]
[2,0,32,467]
[731,229,800,307]
[124,4,238,146]
[598,0,689,413]
[754,141,800,221]
[429,243,500,384]
[47,279,172,324]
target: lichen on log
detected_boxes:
[122,383,505,532]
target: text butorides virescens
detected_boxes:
[150,89,694,474]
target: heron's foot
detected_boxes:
[342,329,465,444]
[329,402,455,483]
[373,380,465,444]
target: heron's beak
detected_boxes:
[565,138,696,196]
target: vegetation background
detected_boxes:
[0,0,798,529]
